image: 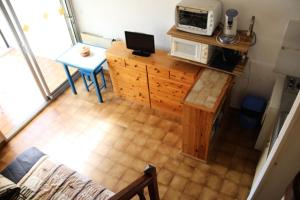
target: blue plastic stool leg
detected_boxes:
[91,71,103,103]
[100,68,107,88]
[81,72,90,92]
[63,64,77,94]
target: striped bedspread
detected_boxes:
[16,156,114,200]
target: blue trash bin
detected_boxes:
[240,95,266,129]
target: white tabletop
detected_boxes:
[56,43,107,71]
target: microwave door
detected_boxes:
[172,39,201,62]
[179,9,208,29]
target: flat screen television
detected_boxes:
[125,31,155,57]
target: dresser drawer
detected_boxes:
[125,59,147,72]
[117,86,150,104]
[110,68,147,85]
[150,88,186,101]
[169,70,196,84]
[147,64,169,79]
[148,75,191,95]
[150,94,183,115]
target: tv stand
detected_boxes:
[132,50,151,57]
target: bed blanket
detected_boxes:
[16,156,114,200]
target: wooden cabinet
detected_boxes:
[106,41,200,114]
[107,54,150,106]
[182,69,233,161]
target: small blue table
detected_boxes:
[56,43,107,103]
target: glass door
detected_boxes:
[0,0,80,139]
[6,0,78,94]
[0,6,47,138]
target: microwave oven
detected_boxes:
[170,37,214,64]
[175,0,222,36]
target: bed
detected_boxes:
[0,147,160,200]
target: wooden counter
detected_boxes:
[182,69,233,161]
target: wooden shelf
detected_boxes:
[169,54,248,76]
[167,25,252,53]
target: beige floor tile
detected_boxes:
[122,169,141,183]
[237,186,250,200]
[164,159,181,173]
[191,168,207,185]
[158,168,174,185]
[184,181,203,198]
[145,138,161,151]
[118,154,135,168]
[158,184,168,199]
[199,187,218,200]
[210,164,228,177]
[131,158,148,172]
[177,163,194,178]
[180,194,197,200]
[164,188,182,200]
[138,148,156,162]
[151,152,169,167]
[220,180,239,198]
[150,128,167,140]
[108,164,128,179]
[206,174,222,191]
[170,175,189,191]
[225,170,242,184]
[163,132,180,146]
[97,158,115,173]
[114,179,130,192]
[125,143,143,156]
[240,173,253,187]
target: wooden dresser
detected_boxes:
[106,41,200,115]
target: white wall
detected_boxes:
[72,0,300,107]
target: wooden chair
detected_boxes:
[109,165,160,200]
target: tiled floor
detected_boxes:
[0,48,76,135]
[0,76,260,200]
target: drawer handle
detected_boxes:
[154,68,160,73]
[134,64,138,68]
[156,83,160,87]
[114,59,118,62]
[136,77,140,81]
[139,93,142,96]
[116,72,119,75]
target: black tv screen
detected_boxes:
[125,31,155,57]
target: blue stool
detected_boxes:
[80,65,106,96]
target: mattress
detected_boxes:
[1,147,114,200]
